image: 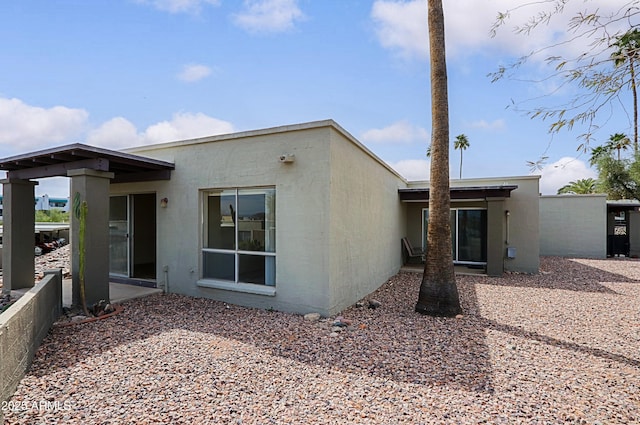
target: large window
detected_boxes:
[202,188,276,286]
[422,208,487,264]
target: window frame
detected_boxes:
[198,186,276,295]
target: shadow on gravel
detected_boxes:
[473,257,639,294]
[28,274,495,395]
[481,318,640,368]
[24,258,638,398]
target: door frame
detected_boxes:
[109,193,158,287]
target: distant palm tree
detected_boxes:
[453,134,470,179]
[426,144,432,158]
[606,133,631,160]
[612,29,640,153]
[589,145,612,166]
[557,178,598,194]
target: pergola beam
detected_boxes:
[6,158,110,180]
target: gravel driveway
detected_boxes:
[4,257,640,424]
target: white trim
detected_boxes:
[201,187,277,286]
[197,279,276,296]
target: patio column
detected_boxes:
[1,178,38,291]
[68,168,114,308]
[486,198,505,277]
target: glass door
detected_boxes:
[109,196,129,277]
[422,207,487,265]
[456,209,487,263]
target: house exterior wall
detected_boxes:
[490,176,540,274]
[404,175,540,274]
[540,195,607,258]
[113,121,405,316]
[327,126,405,313]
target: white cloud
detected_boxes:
[87,117,143,149]
[87,112,235,149]
[538,157,597,195]
[389,159,429,181]
[361,120,428,144]
[178,64,213,82]
[232,0,305,34]
[136,0,220,14]
[0,97,88,150]
[371,0,428,60]
[143,112,235,143]
[370,0,628,61]
[469,119,506,132]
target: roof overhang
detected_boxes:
[399,185,518,202]
[0,143,174,183]
[607,200,640,211]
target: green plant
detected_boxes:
[35,209,70,223]
[73,192,91,317]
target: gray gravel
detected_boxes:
[4,257,640,424]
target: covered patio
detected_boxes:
[399,184,518,277]
[0,143,174,307]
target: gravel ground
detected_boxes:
[4,257,640,424]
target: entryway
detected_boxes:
[109,193,157,287]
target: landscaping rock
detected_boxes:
[303,312,321,322]
[368,299,382,309]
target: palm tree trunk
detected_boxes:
[631,59,638,153]
[416,0,462,317]
[459,150,463,179]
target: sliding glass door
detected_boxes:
[422,208,487,264]
[109,196,129,277]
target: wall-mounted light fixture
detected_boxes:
[160,197,168,208]
[279,154,295,163]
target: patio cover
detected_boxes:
[0,143,174,307]
[0,143,174,183]
[398,185,518,201]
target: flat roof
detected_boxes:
[0,143,175,183]
[399,185,518,201]
[607,199,640,209]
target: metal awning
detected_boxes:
[399,185,518,201]
[0,143,174,183]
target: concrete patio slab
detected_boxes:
[61,279,162,306]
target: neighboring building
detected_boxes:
[540,195,607,258]
[0,195,69,217]
[401,176,540,276]
[540,195,640,258]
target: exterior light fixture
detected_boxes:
[160,197,168,208]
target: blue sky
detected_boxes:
[0,0,635,197]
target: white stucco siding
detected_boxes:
[116,124,336,314]
[327,127,406,314]
[540,195,607,258]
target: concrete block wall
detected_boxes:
[540,195,607,258]
[0,269,62,420]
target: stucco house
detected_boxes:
[0,120,541,316]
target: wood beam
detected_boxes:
[111,169,172,184]
[6,158,110,180]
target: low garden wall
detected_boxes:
[0,269,62,421]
